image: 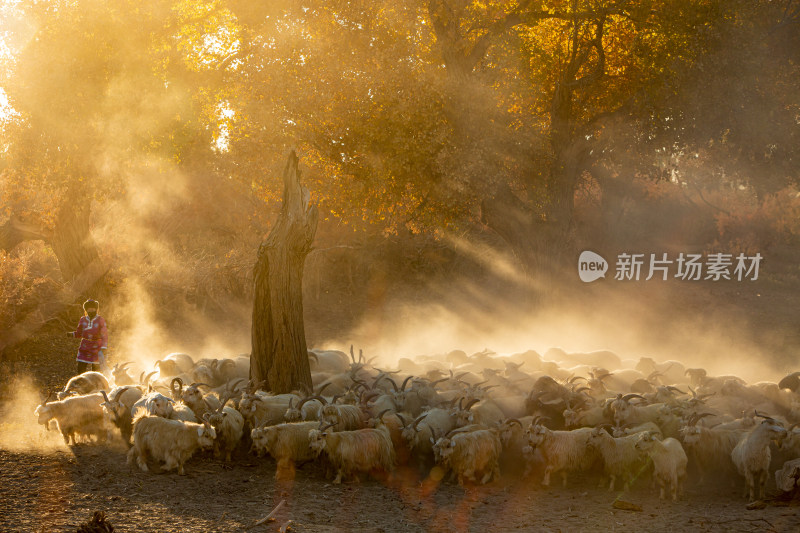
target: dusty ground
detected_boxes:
[2,333,800,532]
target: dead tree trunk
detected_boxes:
[250,151,318,393]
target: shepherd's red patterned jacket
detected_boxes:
[70,315,108,364]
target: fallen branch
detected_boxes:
[248,499,286,529]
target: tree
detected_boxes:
[250,151,317,393]
[424,0,717,274]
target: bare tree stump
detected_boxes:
[250,151,317,393]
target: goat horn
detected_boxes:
[109,386,129,403]
[396,413,408,428]
[401,376,414,391]
[308,395,328,406]
[316,382,331,396]
[350,345,356,364]
[667,386,686,394]
[506,418,522,428]
[376,409,391,422]
[463,398,480,411]
[412,414,427,430]
[101,390,110,403]
[622,393,645,402]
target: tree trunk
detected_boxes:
[250,151,318,393]
[0,215,51,252]
[50,186,104,283]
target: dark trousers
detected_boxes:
[77,361,99,374]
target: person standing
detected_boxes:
[66,299,108,374]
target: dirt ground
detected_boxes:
[2,334,800,533]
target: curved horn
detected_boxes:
[695,412,714,423]
[360,390,381,405]
[412,414,428,430]
[170,378,183,398]
[506,418,522,428]
[316,382,332,396]
[400,376,414,391]
[101,390,110,403]
[567,376,587,384]
[754,410,775,421]
[358,349,364,363]
[307,395,328,406]
[386,378,399,392]
[193,382,212,389]
[667,386,686,394]
[349,345,356,364]
[376,409,391,422]
[396,413,408,428]
[463,398,480,411]
[112,386,132,402]
[143,371,158,384]
[229,378,246,392]
[430,377,449,388]
[622,393,645,402]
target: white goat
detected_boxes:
[524,424,595,487]
[127,413,216,475]
[731,418,787,501]
[431,428,502,485]
[635,433,687,501]
[35,393,108,445]
[250,421,318,480]
[587,427,648,491]
[308,424,395,484]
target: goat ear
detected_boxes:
[429,437,434,444]
[197,427,204,437]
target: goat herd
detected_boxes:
[31,347,800,503]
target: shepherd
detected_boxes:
[66,298,109,375]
